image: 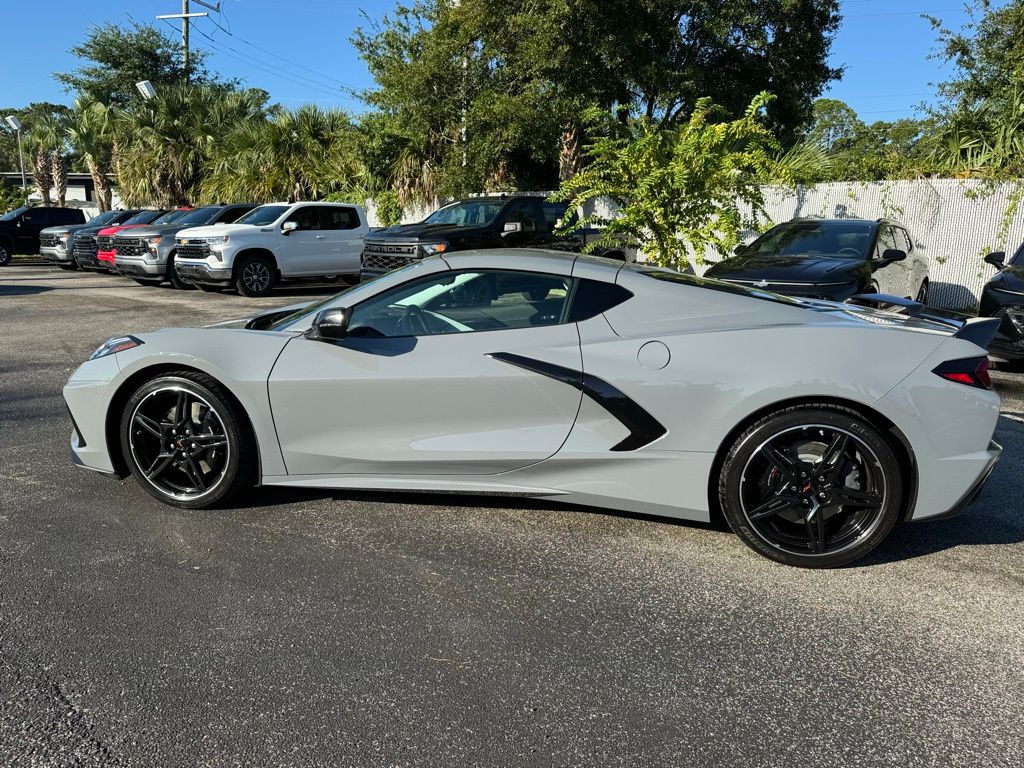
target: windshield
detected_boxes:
[424,200,505,227]
[87,210,120,227]
[1,206,28,221]
[744,221,874,259]
[236,205,289,226]
[125,210,164,225]
[172,206,221,226]
[151,209,190,225]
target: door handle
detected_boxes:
[315,235,326,239]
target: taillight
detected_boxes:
[932,357,992,389]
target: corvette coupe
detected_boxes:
[65,249,1002,567]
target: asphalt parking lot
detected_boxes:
[1,264,1023,767]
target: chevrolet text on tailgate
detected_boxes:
[173,202,368,297]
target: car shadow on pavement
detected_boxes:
[0,284,53,296]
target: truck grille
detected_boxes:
[96,235,114,252]
[176,241,210,260]
[39,233,61,248]
[361,242,422,273]
[113,236,146,258]
[74,235,97,258]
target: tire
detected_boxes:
[718,405,903,568]
[234,254,275,297]
[915,279,929,305]
[0,241,12,266]
[119,372,256,509]
[166,253,194,290]
[197,284,224,293]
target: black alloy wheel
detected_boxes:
[0,242,11,266]
[120,373,255,508]
[720,406,903,567]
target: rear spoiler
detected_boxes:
[845,293,1001,350]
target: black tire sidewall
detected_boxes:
[167,253,193,290]
[119,374,248,509]
[719,407,903,568]
[0,243,11,266]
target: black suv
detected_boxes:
[705,218,930,303]
[980,243,1024,367]
[0,206,86,265]
[359,195,630,280]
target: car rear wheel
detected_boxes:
[120,372,256,509]
[0,242,11,266]
[718,405,903,568]
[915,279,929,305]
[235,255,276,297]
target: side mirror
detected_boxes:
[502,221,522,236]
[309,307,351,341]
[880,248,907,263]
[984,251,1006,268]
[281,220,298,235]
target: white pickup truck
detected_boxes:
[173,201,368,296]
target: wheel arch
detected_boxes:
[706,395,918,526]
[104,363,262,480]
[232,248,279,278]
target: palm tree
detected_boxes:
[114,84,269,206]
[204,104,363,203]
[66,98,115,212]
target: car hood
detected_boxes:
[204,301,314,330]
[177,223,257,239]
[367,222,485,241]
[41,223,91,235]
[98,224,153,236]
[989,264,1024,294]
[705,253,868,283]
[113,222,201,238]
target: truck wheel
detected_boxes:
[0,241,12,266]
[167,253,193,290]
[235,255,275,297]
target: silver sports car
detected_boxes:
[65,249,1002,567]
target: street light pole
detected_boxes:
[4,115,27,204]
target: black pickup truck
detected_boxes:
[359,195,631,280]
[0,206,86,265]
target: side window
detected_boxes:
[347,270,573,338]
[319,206,361,230]
[542,202,568,231]
[502,199,542,233]
[568,280,633,322]
[898,228,914,253]
[217,207,250,224]
[284,206,319,231]
[874,226,898,258]
[24,210,47,227]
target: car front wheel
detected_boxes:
[0,243,11,266]
[718,405,903,568]
[235,255,275,297]
[120,372,256,508]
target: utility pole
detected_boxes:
[155,0,219,81]
[4,116,27,204]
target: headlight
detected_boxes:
[421,242,448,255]
[88,335,143,360]
[146,236,162,252]
[55,231,70,241]
[206,235,230,245]
[1008,309,1024,334]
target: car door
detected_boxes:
[314,205,365,275]
[872,225,902,296]
[497,198,547,248]
[277,206,331,276]
[268,268,583,476]
[17,209,47,251]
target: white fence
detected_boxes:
[384,180,1024,311]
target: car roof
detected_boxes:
[440,247,622,277]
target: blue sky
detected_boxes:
[0,0,975,121]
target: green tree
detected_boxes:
[55,22,231,106]
[558,93,792,270]
[204,104,362,204]
[115,84,269,206]
[66,97,116,212]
